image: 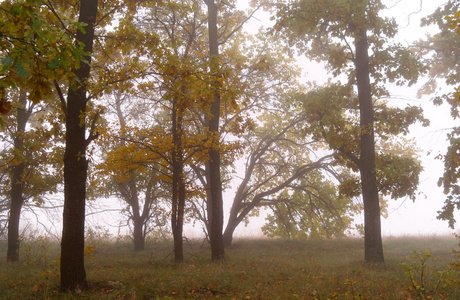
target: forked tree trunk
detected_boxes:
[7,90,30,262]
[60,0,98,291]
[205,0,225,261]
[114,93,148,252]
[354,26,384,263]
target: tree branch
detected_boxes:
[53,80,68,117]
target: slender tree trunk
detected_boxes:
[7,89,31,262]
[60,0,98,291]
[205,0,225,261]
[354,27,384,263]
[171,97,185,262]
[223,220,237,247]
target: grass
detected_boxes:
[0,235,459,299]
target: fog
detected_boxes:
[11,0,460,241]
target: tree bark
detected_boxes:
[171,97,185,262]
[132,217,145,251]
[7,89,30,262]
[223,219,238,246]
[205,0,225,260]
[354,26,384,263]
[60,0,98,292]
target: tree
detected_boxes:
[55,0,155,289]
[7,90,33,262]
[272,0,428,262]
[300,82,426,257]
[55,0,98,291]
[204,0,225,260]
[262,170,352,239]
[134,0,264,255]
[101,0,212,261]
[5,89,62,262]
[92,92,169,251]
[354,9,384,262]
[222,106,338,245]
[151,1,208,262]
[423,2,460,228]
[0,0,85,263]
[210,24,344,245]
[0,0,158,287]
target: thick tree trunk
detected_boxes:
[7,188,23,262]
[60,0,98,292]
[205,0,225,261]
[354,27,384,263]
[133,217,145,251]
[7,90,29,262]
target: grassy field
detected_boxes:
[0,235,459,299]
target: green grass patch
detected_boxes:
[0,236,459,299]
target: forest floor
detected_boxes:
[0,235,459,299]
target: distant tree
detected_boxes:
[92,92,169,252]
[4,89,62,262]
[222,104,339,245]
[273,0,428,262]
[262,170,352,239]
[0,0,83,264]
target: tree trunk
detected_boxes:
[7,90,30,262]
[205,0,225,261]
[223,219,238,247]
[133,217,145,251]
[60,0,98,292]
[171,98,185,262]
[354,27,384,263]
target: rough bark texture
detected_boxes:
[354,27,384,263]
[6,90,31,262]
[60,0,98,291]
[205,0,225,260]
